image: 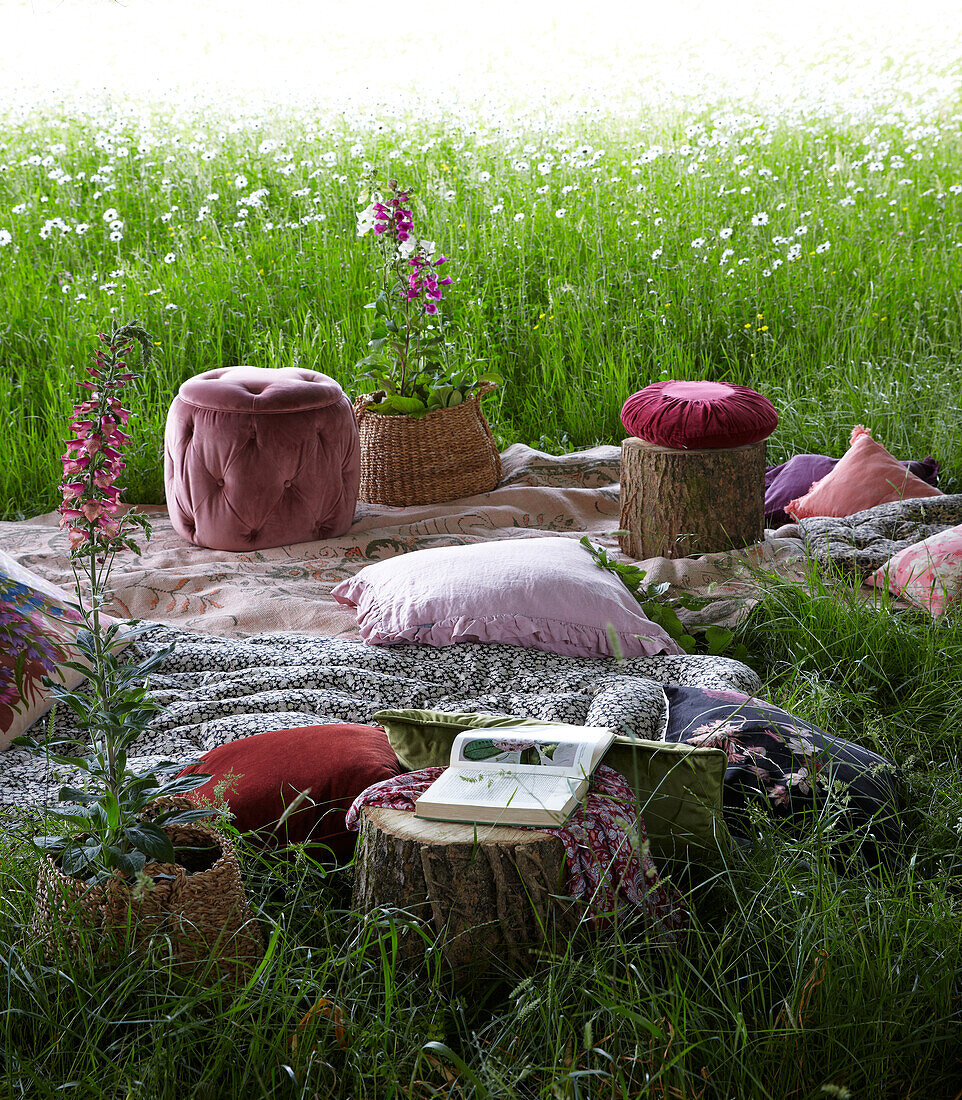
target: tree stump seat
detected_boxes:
[618,436,767,559]
[352,807,578,978]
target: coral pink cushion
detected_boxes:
[786,426,943,520]
[332,536,682,659]
[164,366,360,552]
[867,524,962,616]
[621,380,778,450]
[178,724,403,860]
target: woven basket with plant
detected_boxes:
[353,381,501,506]
[15,323,262,986]
[353,176,502,506]
[34,798,262,983]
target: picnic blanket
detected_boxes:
[0,444,807,638]
[0,624,761,809]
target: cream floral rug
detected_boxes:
[0,445,806,638]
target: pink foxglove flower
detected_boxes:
[58,324,152,579]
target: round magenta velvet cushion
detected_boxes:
[164,366,360,551]
[178,723,403,861]
[621,380,778,450]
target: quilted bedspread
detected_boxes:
[0,444,805,639]
[0,624,761,810]
[786,494,962,576]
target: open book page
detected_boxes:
[417,765,582,816]
[449,724,614,778]
[413,725,615,825]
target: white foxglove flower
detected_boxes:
[355,202,377,237]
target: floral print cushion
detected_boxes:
[663,686,904,860]
[867,523,962,616]
[0,550,91,750]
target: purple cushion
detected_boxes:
[765,453,939,527]
[332,536,682,659]
[164,366,360,551]
[621,381,778,450]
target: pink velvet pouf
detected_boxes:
[164,366,360,551]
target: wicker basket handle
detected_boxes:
[473,379,500,401]
[353,393,376,422]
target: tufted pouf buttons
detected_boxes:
[164,365,360,551]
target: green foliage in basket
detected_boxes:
[355,174,501,416]
[13,321,210,886]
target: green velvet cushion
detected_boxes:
[372,708,730,867]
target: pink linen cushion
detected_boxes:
[867,524,962,616]
[621,380,778,450]
[0,551,123,750]
[786,426,943,521]
[164,365,360,552]
[331,536,682,659]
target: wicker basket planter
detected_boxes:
[33,810,263,985]
[354,382,502,506]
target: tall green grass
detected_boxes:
[1,573,961,1099]
[1,81,962,1099]
[0,96,959,516]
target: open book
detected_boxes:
[414,724,615,827]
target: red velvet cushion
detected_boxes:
[621,380,778,450]
[178,724,402,860]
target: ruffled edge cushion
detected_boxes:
[332,537,682,660]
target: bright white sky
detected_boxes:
[2,0,960,116]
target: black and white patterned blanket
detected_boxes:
[0,624,761,809]
[788,494,962,576]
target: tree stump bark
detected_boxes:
[619,437,766,559]
[352,807,576,977]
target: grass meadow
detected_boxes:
[1,5,962,1096]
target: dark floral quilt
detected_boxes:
[664,686,903,859]
[0,624,759,810]
[790,493,962,576]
